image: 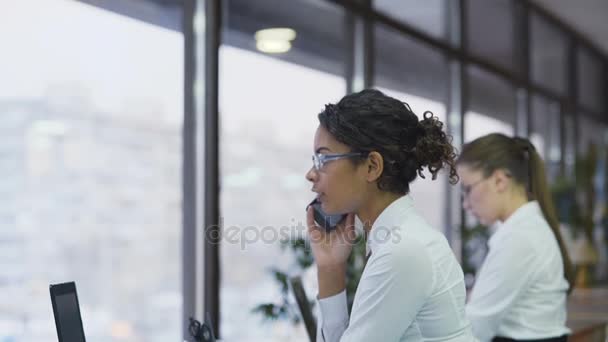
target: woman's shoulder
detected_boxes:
[497,210,554,250]
[370,206,454,268]
[400,210,452,250]
[378,216,452,268]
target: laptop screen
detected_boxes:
[54,292,86,342]
[50,282,86,342]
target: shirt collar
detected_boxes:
[366,195,413,255]
[489,200,541,247]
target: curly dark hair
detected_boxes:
[318,89,459,194]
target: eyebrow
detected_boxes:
[315,147,332,153]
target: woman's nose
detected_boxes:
[305,167,317,182]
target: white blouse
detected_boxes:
[466,201,570,342]
[316,196,475,342]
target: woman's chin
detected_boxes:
[321,203,341,215]
[477,217,491,226]
[321,203,333,213]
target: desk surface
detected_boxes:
[566,287,608,339]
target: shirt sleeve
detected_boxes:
[317,241,434,342]
[316,290,349,342]
[466,233,537,342]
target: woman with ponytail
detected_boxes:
[457,133,574,342]
[305,89,475,342]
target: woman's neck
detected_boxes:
[499,190,530,222]
[357,192,403,232]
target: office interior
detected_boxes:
[1,0,607,341]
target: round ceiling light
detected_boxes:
[254,28,296,54]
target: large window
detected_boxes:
[530,95,561,182]
[576,115,607,281]
[467,0,519,74]
[578,114,607,155]
[221,0,346,340]
[530,13,568,96]
[563,114,577,179]
[583,118,608,177]
[373,0,448,40]
[374,23,449,232]
[462,65,516,285]
[0,1,183,341]
[578,48,605,113]
[465,65,516,142]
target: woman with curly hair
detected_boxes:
[305,89,475,341]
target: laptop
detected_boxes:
[50,281,86,342]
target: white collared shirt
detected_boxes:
[466,201,570,342]
[316,196,475,342]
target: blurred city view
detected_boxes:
[0,1,183,341]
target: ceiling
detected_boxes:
[77,0,608,58]
[531,0,608,55]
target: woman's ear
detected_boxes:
[493,168,511,193]
[366,151,384,183]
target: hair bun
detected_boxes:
[399,125,422,150]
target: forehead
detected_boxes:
[313,125,349,151]
[456,164,483,182]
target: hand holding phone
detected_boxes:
[307,198,346,232]
[306,199,356,297]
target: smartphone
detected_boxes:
[307,198,346,232]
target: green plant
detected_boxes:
[550,143,603,286]
[252,235,367,324]
[602,147,608,247]
[549,143,600,243]
[575,143,598,243]
[550,175,580,236]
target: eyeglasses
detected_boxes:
[461,178,486,198]
[312,152,364,171]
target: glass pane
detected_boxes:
[373,0,447,40]
[530,13,567,95]
[530,95,561,182]
[564,114,576,179]
[0,1,183,341]
[578,47,605,113]
[467,0,519,73]
[374,24,448,233]
[576,115,608,282]
[462,66,515,286]
[465,66,516,142]
[578,114,608,153]
[221,0,346,340]
[374,24,448,105]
